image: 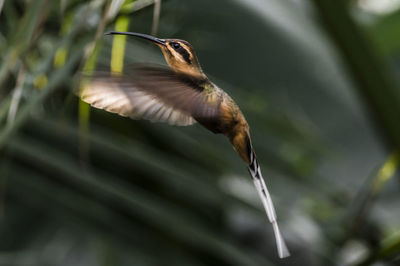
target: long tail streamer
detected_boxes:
[247,151,290,258]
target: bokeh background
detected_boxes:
[1,0,400,265]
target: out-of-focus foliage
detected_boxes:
[0,0,399,265]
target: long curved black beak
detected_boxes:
[105,31,166,46]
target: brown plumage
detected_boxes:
[78,31,290,258]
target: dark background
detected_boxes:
[0,0,399,265]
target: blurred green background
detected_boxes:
[1,0,400,265]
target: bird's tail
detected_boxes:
[247,150,290,258]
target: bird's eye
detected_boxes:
[171,42,181,49]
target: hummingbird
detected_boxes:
[78,31,290,258]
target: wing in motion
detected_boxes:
[78,65,220,126]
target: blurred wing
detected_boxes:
[78,66,220,126]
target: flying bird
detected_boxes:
[78,31,290,258]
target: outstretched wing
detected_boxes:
[78,65,220,126]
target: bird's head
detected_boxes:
[106,31,205,78]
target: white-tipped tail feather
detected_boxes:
[248,156,290,258]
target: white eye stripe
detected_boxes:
[166,45,188,63]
